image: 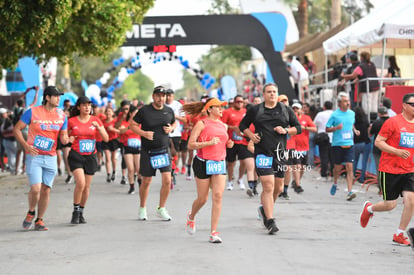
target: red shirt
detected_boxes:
[379,114,414,174]
[119,120,141,147]
[294,114,315,151]
[197,119,228,161]
[221,108,246,145]
[103,119,118,141]
[68,116,103,155]
[286,134,296,150]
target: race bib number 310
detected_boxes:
[34,135,54,152]
[400,132,414,148]
[256,154,273,169]
[206,160,226,175]
[150,153,170,169]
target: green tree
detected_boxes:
[175,69,204,101]
[116,70,154,104]
[0,0,154,69]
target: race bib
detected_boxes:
[341,130,353,140]
[79,139,95,153]
[33,135,54,152]
[232,131,243,141]
[206,160,226,175]
[150,153,170,169]
[256,154,273,169]
[127,138,141,148]
[399,132,414,148]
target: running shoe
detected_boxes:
[120,176,126,185]
[294,185,304,193]
[330,183,337,196]
[246,189,254,198]
[79,213,87,224]
[266,218,279,235]
[393,233,411,246]
[186,175,193,181]
[290,180,296,189]
[58,168,62,176]
[346,191,356,201]
[257,205,267,227]
[128,185,135,195]
[174,167,179,174]
[156,207,172,221]
[22,212,35,230]
[359,201,373,228]
[238,179,246,190]
[71,210,80,224]
[253,187,258,196]
[407,228,414,251]
[34,219,48,231]
[65,175,73,184]
[186,211,196,235]
[181,166,186,174]
[279,192,291,200]
[138,207,147,221]
[111,172,116,182]
[226,181,233,191]
[209,231,222,243]
[106,174,111,183]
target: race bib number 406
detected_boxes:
[34,135,54,152]
[206,160,226,175]
[399,132,414,148]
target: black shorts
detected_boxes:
[170,137,181,152]
[68,150,98,175]
[226,143,254,162]
[255,153,285,178]
[379,171,414,201]
[287,149,300,165]
[140,147,172,177]
[96,141,103,153]
[332,146,354,164]
[294,150,308,165]
[124,146,141,155]
[192,156,226,179]
[56,138,63,150]
[102,139,119,151]
[180,139,188,152]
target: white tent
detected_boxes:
[323,0,414,54]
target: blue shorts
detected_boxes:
[25,154,57,187]
[332,146,354,165]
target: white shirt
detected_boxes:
[313,109,333,143]
[165,100,183,137]
[289,59,309,82]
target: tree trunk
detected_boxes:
[331,0,342,28]
[297,0,308,38]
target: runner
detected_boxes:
[183,97,233,243]
[102,106,120,183]
[326,92,357,201]
[118,105,141,194]
[68,96,108,224]
[239,83,301,234]
[360,93,414,246]
[130,86,176,221]
[14,86,68,231]
[221,95,254,191]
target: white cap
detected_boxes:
[0,108,7,114]
[292,103,302,109]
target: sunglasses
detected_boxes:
[405,102,414,107]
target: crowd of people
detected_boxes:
[2,81,413,248]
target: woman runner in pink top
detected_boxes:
[182,98,234,243]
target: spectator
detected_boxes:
[387,56,401,78]
[0,109,17,174]
[353,107,371,183]
[287,55,309,99]
[382,98,396,117]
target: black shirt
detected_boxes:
[133,104,175,150]
[239,102,301,155]
[354,118,370,144]
[370,116,389,155]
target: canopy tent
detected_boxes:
[323,0,414,55]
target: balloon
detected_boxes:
[95,80,102,88]
[113,59,120,66]
[100,77,107,85]
[85,84,100,98]
[107,86,115,93]
[119,57,125,63]
[103,72,110,80]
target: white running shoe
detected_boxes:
[186,211,196,235]
[138,207,147,221]
[226,181,233,190]
[209,231,222,243]
[156,207,172,221]
[238,179,246,190]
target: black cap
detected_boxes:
[153,86,167,94]
[44,86,63,96]
[378,106,388,115]
[166,89,174,94]
[76,96,92,105]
